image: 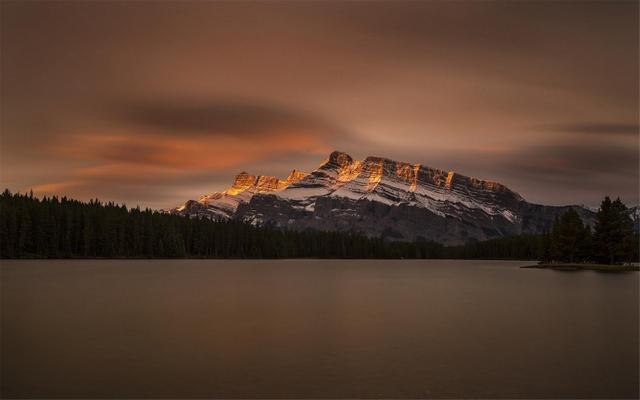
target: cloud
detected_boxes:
[31,180,83,195]
[511,143,637,178]
[53,130,331,168]
[490,138,639,205]
[111,99,346,137]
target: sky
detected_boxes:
[1,0,638,209]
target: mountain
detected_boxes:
[172,150,596,245]
[173,169,307,220]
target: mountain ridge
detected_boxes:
[171,150,596,245]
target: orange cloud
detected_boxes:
[53,130,329,170]
[31,180,82,196]
[37,130,332,198]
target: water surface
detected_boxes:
[1,260,638,398]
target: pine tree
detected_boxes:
[577,226,593,262]
[594,197,634,264]
[556,209,584,263]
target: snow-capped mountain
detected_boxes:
[172,150,596,245]
[173,169,307,220]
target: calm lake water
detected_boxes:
[1,260,638,398]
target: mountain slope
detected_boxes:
[172,169,307,220]
[173,150,596,245]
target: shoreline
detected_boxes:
[522,263,639,272]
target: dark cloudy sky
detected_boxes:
[1,0,638,209]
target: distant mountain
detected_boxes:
[172,150,597,245]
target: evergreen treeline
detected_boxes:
[446,234,545,260]
[1,190,637,262]
[0,190,444,259]
[540,197,638,264]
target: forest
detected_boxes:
[0,190,637,263]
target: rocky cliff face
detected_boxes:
[172,170,308,220]
[172,150,596,244]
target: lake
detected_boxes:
[1,260,638,398]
